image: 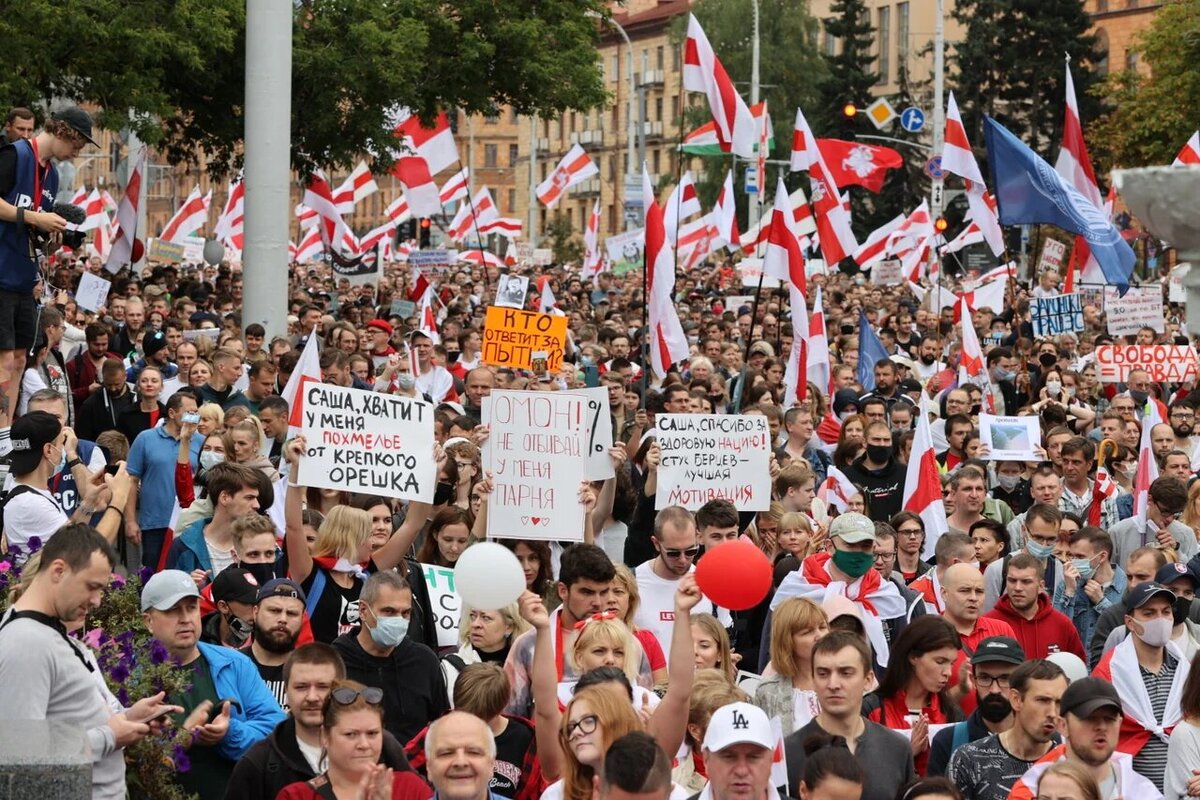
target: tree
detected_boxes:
[0,0,609,175]
[816,0,878,140]
[1089,0,1200,169]
[546,212,584,264]
[951,0,1100,158]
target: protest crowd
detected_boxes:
[3,15,1200,800]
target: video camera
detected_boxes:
[28,202,87,254]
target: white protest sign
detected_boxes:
[654,414,771,510]
[495,274,529,309]
[565,387,614,480]
[872,259,904,286]
[979,414,1042,461]
[1037,238,1067,272]
[1170,264,1190,303]
[296,383,435,502]
[604,228,644,265]
[515,241,534,264]
[182,328,221,344]
[75,272,112,312]
[484,391,587,541]
[1030,293,1083,337]
[1104,286,1164,335]
[738,258,781,289]
[532,248,553,266]
[180,235,206,263]
[422,563,462,649]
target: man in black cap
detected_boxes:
[246,578,307,709]
[927,636,1025,776]
[125,328,178,383]
[0,105,97,415]
[202,566,260,648]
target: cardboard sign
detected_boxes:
[296,383,436,502]
[565,387,615,481]
[389,299,416,319]
[483,391,587,541]
[1031,293,1083,337]
[482,306,568,372]
[422,563,461,649]
[871,259,904,286]
[514,241,534,264]
[979,414,1042,461]
[605,228,645,269]
[1104,286,1164,336]
[654,414,771,510]
[495,274,529,309]
[75,272,111,313]
[1095,345,1199,383]
[409,249,455,270]
[1169,263,1190,303]
[148,238,186,263]
[182,328,221,344]
[532,248,553,266]
[738,257,781,289]
[1037,238,1068,272]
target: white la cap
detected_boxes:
[702,702,774,752]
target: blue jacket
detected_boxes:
[194,641,285,762]
[165,517,213,575]
[0,138,59,292]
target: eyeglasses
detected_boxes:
[332,686,384,705]
[661,545,701,559]
[874,552,896,562]
[973,673,1011,690]
[566,714,599,739]
[1170,413,1195,420]
[898,528,923,538]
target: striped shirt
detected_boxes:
[1132,651,1177,791]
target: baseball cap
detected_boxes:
[51,105,99,147]
[141,569,202,612]
[1127,581,1177,610]
[829,512,875,544]
[210,568,261,606]
[703,702,774,752]
[1060,676,1123,719]
[970,636,1026,666]
[8,411,63,475]
[256,578,308,605]
[1156,561,1200,588]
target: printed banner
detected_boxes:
[422,563,462,649]
[605,227,645,272]
[1030,293,1083,337]
[409,249,457,270]
[979,414,1042,461]
[482,306,569,373]
[1104,286,1164,335]
[483,391,587,541]
[296,383,436,502]
[148,238,186,263]
[1095,345,1199,383]
[654,414,771,510]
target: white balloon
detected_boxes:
[454,542,526,610]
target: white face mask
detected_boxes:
[1133,616,1174,647]
[1046,380,1062,396]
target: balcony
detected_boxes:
[642,121,664,140]
[536,137,550,154]
[569,177,601,197]
[570,130,605,148]
[638,69,665,86]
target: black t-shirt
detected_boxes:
[490,719,534,798]
[301,566,365,644]
[0,147,17,196]
[248,649,288,711]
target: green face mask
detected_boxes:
[832,548,876,579]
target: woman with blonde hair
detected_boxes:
[440,602,530,706]
[608,563,668,685]
[196,402,224,435]
[747,502,785,561]
[567,615,651,708]
[754,598,829,732]
[1182,480,1200,550]
[691,613,736,683]
[674,670,750,793]
[225,417,280,482]
[1035,760,1101,800]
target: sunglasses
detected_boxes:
[332,686,383,706]
[660,545,701,559]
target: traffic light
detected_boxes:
[842,103,858,119]
[934,217,949,234]
[398,218,417,242]
[419,218,432,248]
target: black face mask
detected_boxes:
[978,692,1013,723]
[242,562,276,586]
[1175,595,1191,627]
[225,614,253,647]
[434,481,456,506]
[1039,353,1058,368]
[866,444,892,464]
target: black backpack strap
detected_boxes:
[442,653,468,673]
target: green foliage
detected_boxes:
[1089,0,1200,169]
[546,212,585,264]
[0,0,609,176]
[951,0,1100,157]
[816,0,879,140]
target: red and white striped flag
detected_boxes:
[664,171,702,243]
[582,200,602,279]
[160,186,212,243]
[887,201,936,279]
[303,171,356,253]
[418,286,441,345]
[1055,60,1105,288]
[817,465,857,512]
[782,279,809,407]
[447,187,500,241]
[853,214,906,269]
[332,161,378,214]
[293,227,325,263]
[952,275,1008,315]
[78,189,109,232]
[69,187,88,206]
[807,286,832,397]
[392,110,459,217]
[1173,131,1200,166]
[676,218,715,273]
[359,220,397,253]
[904,410,950,559]
[683,14,756,158]
[708,170,740,251]
[790,107,857,265]
[214,179,245,250]
[476,217,522,238]
[762,176,806,291]
[408,264,430,302]
[644,166,689,379]
[100,190,118,215]
[386,196,412,225]
[282,329,322,436]
[958,298,995,413]
[536,144,598,208]
[458,249,505,268]
[740,186,815,255]
[505,240,518,267]
[942,93,1004,257]
[106,146,145,273]
[438,167,470,206]
[1133,399,1162,527]
[538,280,557,314]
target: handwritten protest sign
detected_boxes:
[738,258,781,289]
[564,387,615,481]
[515,241,534,264]
[871,259,904,286]
[422,563,461,649]
[1095,345,1199,383]
[654,414,771,510]
[296,383,435,502]
[1169,264,1190,303]
[532,248,553,266]
[484,391,586,541]
[389,299,416,319]
[1104,286,1164,336]
[1031,293,1083,337]
[1037,238,1067,272]
[75,272,112,313]
[148,238,186,263]
[482,306,568,372]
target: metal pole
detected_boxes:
[747,0,762,233]
[467,116,475,195]
[931,0,946,218]
[528,113,539,247]
[243,0,292,341]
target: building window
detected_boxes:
[507,189,516,212]
[609,204,617,233]
[484,144,497,168]
[877,7,891,84]
[656,46,664,71]
[641,48,649,72]
[612,54,619,81]
[897,2,910,61]
[823,25,837,57]
[510,107,518,123]
[671,95,680,123]
[509,144,519,166]
[672,46,681,72]
[652,149,661,174]
[613,104,620,129]
[484,113,499,125]
[1125,50,1139,70]
[655,96,664,122]
[608,155,617,181]
[542,119,549,138]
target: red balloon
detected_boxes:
[131,238,145,263]
[694,539,773,611]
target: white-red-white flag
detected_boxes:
[69,187,88,206]
[818,465,857,512]
[782,281,809,407]
[106,147,145,273]
[942,93,1004,257]
[1173,131,1200,166]
[683,14,756,158]
[951,275,1008,316]
[303,171,356,253]
[385,196,412,225]
[582,200,602,279]
[664,171,703,243]
[458,249,505,268]
[391,109,459,217]
[708,170,740,251]
[536,144,598,208]
[761,176,806,292]
[476,217,522,238]
[958,298,995,413]
[438,167,470,206]
[887,201,936,279]
[214,179,245,250]
[331,161,378,214]
[1055,60,1105,288]
[505,240,518,267]
[418,286,441,345]
[853,214,906,269]
[282,328,322,436]
[293,227,325,263]
[359,221,397,253]
[78,189,108,232]
[160,186,212,243]
[1133,399,1162,527]
[790,107,857,265]
[807,285,832,397]
[904,410,950,559]
[447,187,500,241]
[539,280,557,314]
[644,166,689,379]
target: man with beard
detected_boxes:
[1168,401,1200,462]
[246,579,307,710]
[946,659,1067,800]
[927,636,1024,776]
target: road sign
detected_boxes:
[866,98,898,130]
[925,156,945,180]
[900,107,926,133]
[745,164,759,194]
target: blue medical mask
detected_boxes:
[395,373,417,391]
[367,607,409,648]
[55,445,67,474]
[1026,539,1055,559]
[1071,558,1096,581]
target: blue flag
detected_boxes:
[983,116,1134,292]
[856,309,890,391]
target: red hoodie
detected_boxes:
[983,592,1085,662]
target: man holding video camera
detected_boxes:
[0,105,96,419]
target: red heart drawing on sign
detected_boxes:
[531,517,542,526]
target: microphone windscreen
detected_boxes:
[52,202,86,225]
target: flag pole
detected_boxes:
[462,188,492,293]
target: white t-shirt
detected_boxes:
[206,538,238,577]
[416,365,455,403]
[295,733,325,774]
[542,779,688,800]
[3,486,69,557]
[632,561,729,666]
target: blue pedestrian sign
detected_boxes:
[900,107,926,133]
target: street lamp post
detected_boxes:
[931,0,946,218]
[747,0,762,232]
[590,11,642,229]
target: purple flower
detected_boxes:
[172,745,191,774]
[26,537,41,551]
[109,573,126,588]
[82,628,106,649]
[117,688,130,706]
[149,640,170,665]
[109,662,129,684]
[137,566,155,585]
